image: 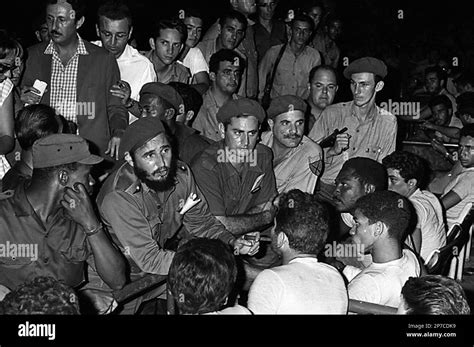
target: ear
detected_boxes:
[58,169,69,186]
[218,122,226,139]
[128,26,134,40]
[125,152,134,167]
[185,110,195,123]
[268,118,274,131]
[276,232,288,249]
[364,183,376,194]
[164,108,175,121]
[209,71,217,83]
[76,16,85,30]
[149,38,156,50]
[407,178,417,188]
[335,85,339,93]
[375,80,384,92]
[95,24,100,38]
[35,30,41,42]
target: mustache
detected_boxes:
[152,167,169,175]
[283,134,302,139]
[51,30,61,35]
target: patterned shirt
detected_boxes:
[0,78,14,179]
[46,36,88,123]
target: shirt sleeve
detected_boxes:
[378,116,398,162]
[100,190,175,275]
[248,269,283,314]
[451,172,474,200]
[105,54,129,137]
[185,48,209,75]
[347,273,382,304]
[191,160,227,216]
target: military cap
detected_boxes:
[119,117,167,158]
[139,82,184,112]
[216,98,266,123]
[267,95,307,119]
[343,57,388,79]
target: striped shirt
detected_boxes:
[45,35,88,123]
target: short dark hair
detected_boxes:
[341,157,387,191]
[45,0,86,22]
[401,275,471,315]
[15,105,60,150]
[209,49,245,74]
[168,238,237,314]
[275,189,329,255]
[152,19,187,44]
[460,124,474,138]
[180,7,203,20]
[309,64,338,84]
[355,191,412,243]
[425,65,447,83]
[168,82,203,115]
[428,94,452,110]
[382,151,426,188]
[0,276,80,314]
[291,13,315,33]
[97,0,133,28]
[218,10,248,32]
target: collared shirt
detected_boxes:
[443,166,474,229]
[258,44,321,100]
[181,46,209,78]
[254,20,287,61]
[97,161,234,276]
[191,141,277,216]
[92,41,156,123]
[143,50,190,85]
[260,131,322,194]
[192,90,239,142]
[0,183,91,290]
[46,35,88,123]
[200,19,258,98]
[308,101,397,184]
[1,160,32,192]
[174,123,213,164]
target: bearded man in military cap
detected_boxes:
[262,95,323,194]
[308,56,397,204]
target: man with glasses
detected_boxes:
[258,13,321,100]
[254,0,286,61]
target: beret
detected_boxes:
[343,57,388,79]
[119,117,166,158]
[216,98,266,123]
[139,82,184,112]
[267,95,307,119]
[456,92,474,115]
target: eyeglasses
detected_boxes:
[0,63,15,74]
[258,2,276,8]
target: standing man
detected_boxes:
[144,19,191,85]
[21,0,128,163]
[261,95,323,194]
[199,0,259,99]
[258,13,321,100]
[308,57,397,203]
[193,49,242,142]
[94,0,156,124]
[306,65,338,134]
[254,0,286,61]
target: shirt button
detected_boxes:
[356,130,359,133]
[352,147,356,151]
[43,257,49,263]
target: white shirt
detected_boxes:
[347,249,421,307]
[443,166,474,229]
[408,189,447,260]
[181,47,209,80]
[248,257,348,314]
[92,41,156,123]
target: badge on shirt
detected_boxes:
[251,174,265,194]
[309,158,323,176]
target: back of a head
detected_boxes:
[382,151,426,189]
[168,82,203,116]
[0,276,80,314]
[168,238,237,314]
[15,105,60,150]
[97,0,133,27]
[355,190,412,243]
[401,275,470,315]
[276,189,329,255]
[341,157,387,191]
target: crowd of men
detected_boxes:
[0,0,473,316]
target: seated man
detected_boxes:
[90,117,257,314]
[332,157,387,240]
[420,95,462,143]
[193,49,243,142]
[343,191,421,307]
[168,238,250,315]
[248,189,348,314]
[0,134,126,292]
[441,125,474,229]
[261,95,323,194]
[383,151,447,261]
[138,82,211,164]
[398,275,470,315]
[2,105,64,191]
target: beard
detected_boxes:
[133,158,178,192]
